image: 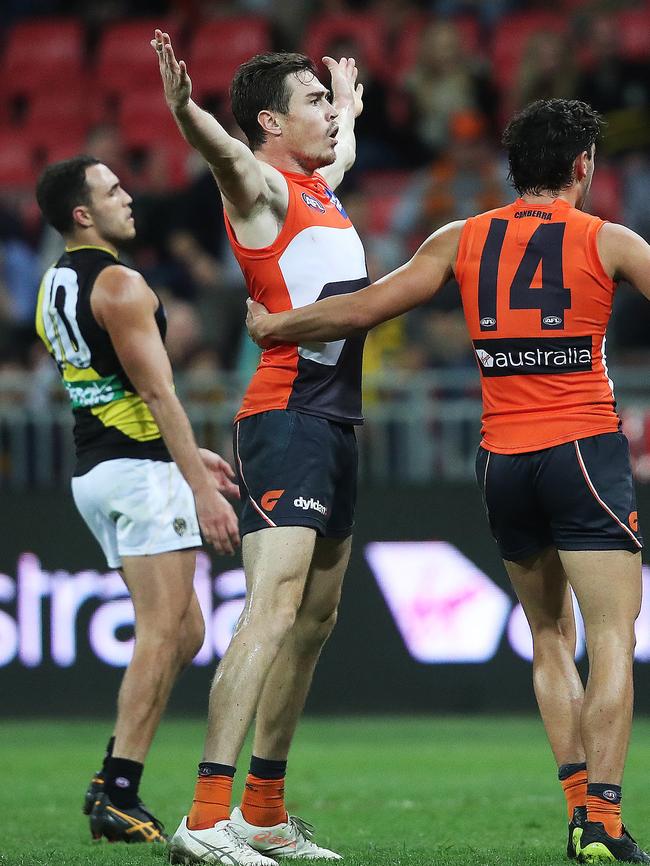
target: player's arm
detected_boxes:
[91,265,240,554]
[318,57,364,191]
[152,29,275,219]
[597,222,650,299]
[247,221,465,345]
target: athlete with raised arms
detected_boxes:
[153,28,364,866]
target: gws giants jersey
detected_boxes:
[227,170,369,425]
[35,246,171,474]
[455,198,620,454]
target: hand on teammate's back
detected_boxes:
[246,298,275,348]
[322,56,364,118]
[151,28,191,111]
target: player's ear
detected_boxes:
[574,150,590,182]
[258,109,282,139]
[72,205,93,229]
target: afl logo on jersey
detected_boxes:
[302,192,326,213]
[480,317,496,328]
[543,315,563,327]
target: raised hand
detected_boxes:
[151,28,191,111]
[322,56,364,118]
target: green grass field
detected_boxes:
[2,716,650,866]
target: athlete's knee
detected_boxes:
[530,614,576,654]
[294,607,338,651]
[243,599,300,648]
[179,611,205,668]
[134,615,194,662]
[586,621,637,658]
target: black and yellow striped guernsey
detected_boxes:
[35,245,171,475]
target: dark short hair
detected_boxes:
[35,155,101,234]
[502,99,604,195]
[230,52,318,150]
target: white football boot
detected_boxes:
[169,816,278,865]
[230,807,342,860]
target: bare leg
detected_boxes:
[253,535,352,760]
[202,526,317,765]
[505,546,586,766]
[113,549,204,762]
[558,548,641,784]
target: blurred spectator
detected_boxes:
[576,13,650,155]
[392,112,510,253]
[401,19,496,158]
[321,36,420,172]
[513,29,577,113]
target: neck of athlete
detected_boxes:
[256,142,318,176]
[520,187,581,208]
[63,227,118,257]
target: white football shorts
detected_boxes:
[71,458,201,569]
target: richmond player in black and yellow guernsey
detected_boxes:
[37,245,171,473]
[35,156,240,844]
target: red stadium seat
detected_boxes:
[95,18,182,102]
[616,9,650,62]
[189,17,271,99]
[117,90,191,188]
[0,132,38,189]
[303,13,385,81]
[22,86,98,150]
[39,131,90,167]
[3,19,84,99]
[491,11,566,92]
[117,90,184,150]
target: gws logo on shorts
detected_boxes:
[476,349,494,368]
[479,317,496,329]
[542,315,563,327]
[473,337,593,377]
[261,489,284,512]
[630,511,639,532]
[294,496,328,515]
[173,517,187,536]
[302,192,326,213]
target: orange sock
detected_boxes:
[187,775,233,830]
[241,774,287,827]
[560,767,588,820]
[587,786,623,838]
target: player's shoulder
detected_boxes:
[92,264,152,309]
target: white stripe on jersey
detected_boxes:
[278,225,367,367]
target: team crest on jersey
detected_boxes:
[324,188,348,218]
[302,192,326,213]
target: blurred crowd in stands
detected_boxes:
[1,0,650,389]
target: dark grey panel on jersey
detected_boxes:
[287,276,370,424]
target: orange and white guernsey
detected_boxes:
[455,198,620,454]
[227,169,369,425]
